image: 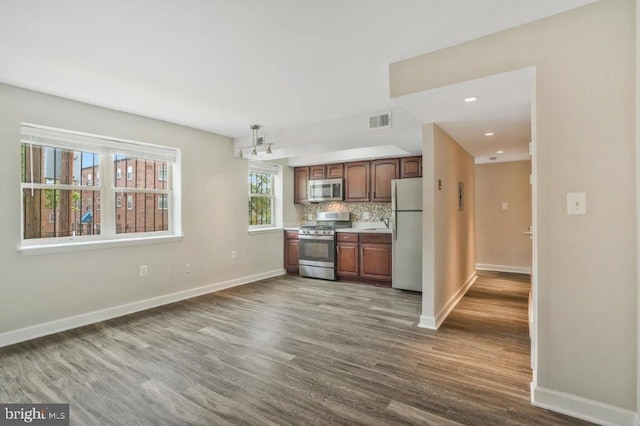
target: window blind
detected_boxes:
[21,123,179,163]
[248,161,280,175]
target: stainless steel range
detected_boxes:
[298,212,351,281]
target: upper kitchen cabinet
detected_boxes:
[326,163,344,178]
[371,159,399,202]
[294,167,310,204]
[345,161,370,202]
[400,156,422,178]
[309,165,327,180]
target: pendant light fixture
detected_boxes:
[236,124,274,159]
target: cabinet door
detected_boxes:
[309,165,327,180]
[294,167,309,204]
[344,161,370,202]
[326,163,344,178]
[371,159,399,202]
[360,243,392,281]
[401,156,422,178]
[284,238,300,273]
[337,242,359,277]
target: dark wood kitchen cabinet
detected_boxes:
[359,234,392,281]
[344,161,370,202]
[284,231,300,273]
[400,156,422,178]
[326,163,344,178]
[336,233,359,278]
[309,165,327,180]
[370,159,399,202]
[336,232,392,284]
[294,167,309,204]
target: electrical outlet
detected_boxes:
[231,250,238,260]
[185,263,191,273]
[363,212,370,220]
[307,214,313,221]
[502,202,509,210]
[139,265,148,276]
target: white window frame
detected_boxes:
[19,123,182,254]
[126,165,133,181]
[116,196,122,208]
[126,195,133,211]
[116,168,122,179]
[248,162,281,231]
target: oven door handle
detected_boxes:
[299,235,335,241]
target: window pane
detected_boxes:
[22,189,101,239]
[249,196,272,226]
[20,144,99,186]
[114,155,168,190]
[116,192,169,234]
[249,172,272,195]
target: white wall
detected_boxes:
[420,124,476,329]
[475,160,532,272]
[391,0,637,420]
[0,83,285,340]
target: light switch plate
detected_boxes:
[502,202,509,210]
[567,192,587,215]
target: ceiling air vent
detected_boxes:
[368,112,391,130]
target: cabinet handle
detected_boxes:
[336,246,339,253]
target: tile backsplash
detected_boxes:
[302,202,391,223]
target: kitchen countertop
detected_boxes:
[336,227,391,234]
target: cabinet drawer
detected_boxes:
[337,233,359,242]
[284,231,299,239]
[359,233,391,244]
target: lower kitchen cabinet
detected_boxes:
[284,231,299,273]
[359,233,392,281]
[337,232,392,284]
[360,242,392,281]
[337,233,359,277]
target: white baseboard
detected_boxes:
[532,384,638,426]
[475,263,531,274]
[417,315,437,330]
[0,269,286,348]
[417,272,477,331]
[434,272,477,329]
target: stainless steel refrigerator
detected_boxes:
[392,178,423,292]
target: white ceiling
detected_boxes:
[394,67,536,163]
[0,0,595,157]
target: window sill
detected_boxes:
[19,235,184,256]
[247,227,283,235]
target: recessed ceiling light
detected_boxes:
[485,132,494,136]
[464,96,478,103]
[497,150,504,154]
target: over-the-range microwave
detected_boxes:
[308,178,344,202]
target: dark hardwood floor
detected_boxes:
[0,271,590,425]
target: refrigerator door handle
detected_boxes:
[393,181,398,240]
